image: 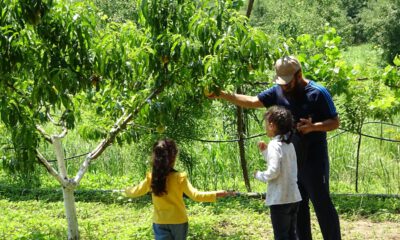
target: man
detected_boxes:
[209,56,341,240]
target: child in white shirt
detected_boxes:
[254,106,302,240]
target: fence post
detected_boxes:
[355,130,362,193]
[380,121,383,146]
[236,88,251,192]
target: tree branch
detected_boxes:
[47,112,63,126]
[36,149,66,186]
[56,127,68,139]
[35,125,52,143]
[73,83,167,184]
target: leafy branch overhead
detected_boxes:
[0,0,275,175]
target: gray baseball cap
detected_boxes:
[273,56,301,85]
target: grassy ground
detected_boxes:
[341,43,382,67]
[0,186,398,240]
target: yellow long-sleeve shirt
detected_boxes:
[125,172,217,224]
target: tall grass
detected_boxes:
[21,111,398,196]
[329,120,400,194]
[341,43,382,67]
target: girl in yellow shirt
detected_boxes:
[125,139,231,240]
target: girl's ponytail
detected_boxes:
[151,139,178,196]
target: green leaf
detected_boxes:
[393,55,400,66]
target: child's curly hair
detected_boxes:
[151,139,178,196]
[264,106,294,143]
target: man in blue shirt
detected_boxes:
[210,56,341,240]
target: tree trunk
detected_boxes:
[234,0,254,193]
[53,137,80,240]
[63,187,80,240]
[246,0,255,18]
[236,88,251,192]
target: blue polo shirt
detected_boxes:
[258,81,337,167]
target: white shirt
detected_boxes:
[255,135,302,206]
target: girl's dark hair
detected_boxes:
[264,106,294,144]
[151,139,178,196]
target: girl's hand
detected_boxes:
[257,141,268,151]
[216,190,236,197]
[216,190,228,198]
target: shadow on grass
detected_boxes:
[12,230,64,240]
[0,181,151,207]
[186,193,400,218]
[15,232,48,240]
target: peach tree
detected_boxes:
[0,0,273,238]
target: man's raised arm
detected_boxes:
[210,91,264,109]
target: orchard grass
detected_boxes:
[0,185,398,239]
[1,41,399,238]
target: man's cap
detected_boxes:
[273,56,301,85]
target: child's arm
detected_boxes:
[216,190,234,197]
[181,174,230,202]
[254,143,281,182]
[125,174,151,198]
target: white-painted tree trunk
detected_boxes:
[53,137,80,240]
[62,187,79,240]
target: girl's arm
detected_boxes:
[254,144,281,182]
[125,174,151,198]
[181,174,220,202]
[216,190,231,197]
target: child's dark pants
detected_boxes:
[270,202,300,240]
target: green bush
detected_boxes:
[358,0,400,64]
[250,0,352,45]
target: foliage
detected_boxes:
[250,0,400,63]
[0,0,275,189]
[250,0,352,45]
[340,0,367,19]
[274,27,400,133]
[93,0,138,23]
[358,0,400,64]
[0,0,100,177]
[339,0,368,44]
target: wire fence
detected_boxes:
[1,121,399,198]
[12,124,400,161]
[0,184,399,200]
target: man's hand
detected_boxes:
[205,89,224,99]
[297,117,314,134]
[205,92,219,99]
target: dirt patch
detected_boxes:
[341,219,399,240]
